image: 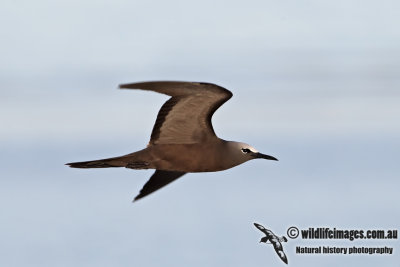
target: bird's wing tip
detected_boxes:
[132,194,142,202]
[119,82,140,89]
[254,223,264,230]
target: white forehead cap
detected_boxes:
[236,142,258,152]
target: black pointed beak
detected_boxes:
[253,152,278,161]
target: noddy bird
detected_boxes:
[254,223,288,264]
[66,81,278,201]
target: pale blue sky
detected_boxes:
[1,1,399,266]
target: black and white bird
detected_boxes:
[254,223,288,264]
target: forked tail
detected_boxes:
[66,154,150,169]
[66,156,127,169]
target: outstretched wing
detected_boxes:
[273,242,288,264]
[133,170,186,201]
[119,81,232,145]
[254,223,269,235]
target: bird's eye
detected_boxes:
[241,148,251,154]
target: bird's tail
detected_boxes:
[66,156,127,169]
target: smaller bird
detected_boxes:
[254,223,288,264]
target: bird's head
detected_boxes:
[229,142,278,163]
[259,236,269,243]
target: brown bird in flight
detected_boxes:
[66,81,278,201]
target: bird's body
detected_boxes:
[67,81,278,201]
[71,140,256,172]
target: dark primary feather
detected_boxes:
[119,81,233,145]
[150,96,182,143]
[133,170,186,201]
[119,81,231,97]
